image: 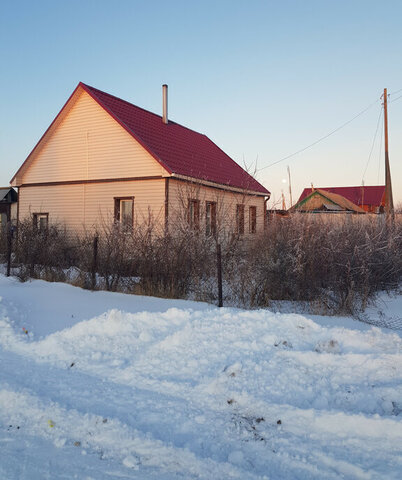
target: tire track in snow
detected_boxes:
[0,388,265,480]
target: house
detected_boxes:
[266,209,290,222]
[10,83,270,236]
[290,189,366,214]
[0,187,18,230]
[296,186,385,213]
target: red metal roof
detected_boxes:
[297,186,385,207]
[80,83,269,195]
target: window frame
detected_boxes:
[236,204,245,235]
[114,196,134,231]
[249,206,257,234]
[32,212,49,232]
[188,198,200,230]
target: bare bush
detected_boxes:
[13,216,77,282]
[228,214,402,314]
[5,211,401,316]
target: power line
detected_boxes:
[258,98,379,172]
[377,120,384,185]
[390,93,402,104]
[362,105,383,183]
[389,87,402,96]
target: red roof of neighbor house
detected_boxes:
[80,83,269,195]
[297,186,385,206]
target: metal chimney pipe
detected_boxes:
[162,84,168,124]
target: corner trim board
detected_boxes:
[164,178,169,233]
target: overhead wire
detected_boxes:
[377,119,384,185]
[257,98,379,172]
[362,105,383,183]
[389,93,402,104]
[389,87,402,96]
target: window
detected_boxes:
[249,206,257,234]
[114,197,134,230]
[205,201,217,236]
[236,204,245,234]
[33,213,49,232]
[188,199,200,230]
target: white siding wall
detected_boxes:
[19,89,167,185]
[168,179,266,235]
[19,179,166,234]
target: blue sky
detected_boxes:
[1,0,401,205]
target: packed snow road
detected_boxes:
[0,274,402,479]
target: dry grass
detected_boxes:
[3,213,401,315]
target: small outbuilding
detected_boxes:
[0,187,18,230]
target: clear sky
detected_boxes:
[1,0,401,206]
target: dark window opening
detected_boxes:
[188,199,200,230]
[33,213,49,232]
[236,204,245,234]
[249,206,257,234]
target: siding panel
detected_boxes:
[168,179,266,235]
[21,90,167,185]
[19,179,166,234]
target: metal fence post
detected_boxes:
[6,222,12,277]
[217,243,223,307]
[91,235,99,290]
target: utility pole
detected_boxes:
[383,88,395,224]
[287,165,293,208]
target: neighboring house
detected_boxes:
[0,187,18,230]
[290,189,366,214]
[297,186,385,213]
[10,83,270,236]
[266,209,290,222]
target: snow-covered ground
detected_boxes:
[1,274,402,479]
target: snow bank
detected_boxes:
[1,275,402,479]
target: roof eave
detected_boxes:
[171,173,270,196]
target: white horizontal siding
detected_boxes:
[20,89,167,185]
[168,179,266,235]
[19,179,166,234]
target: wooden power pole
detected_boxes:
[383,88,395,223]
